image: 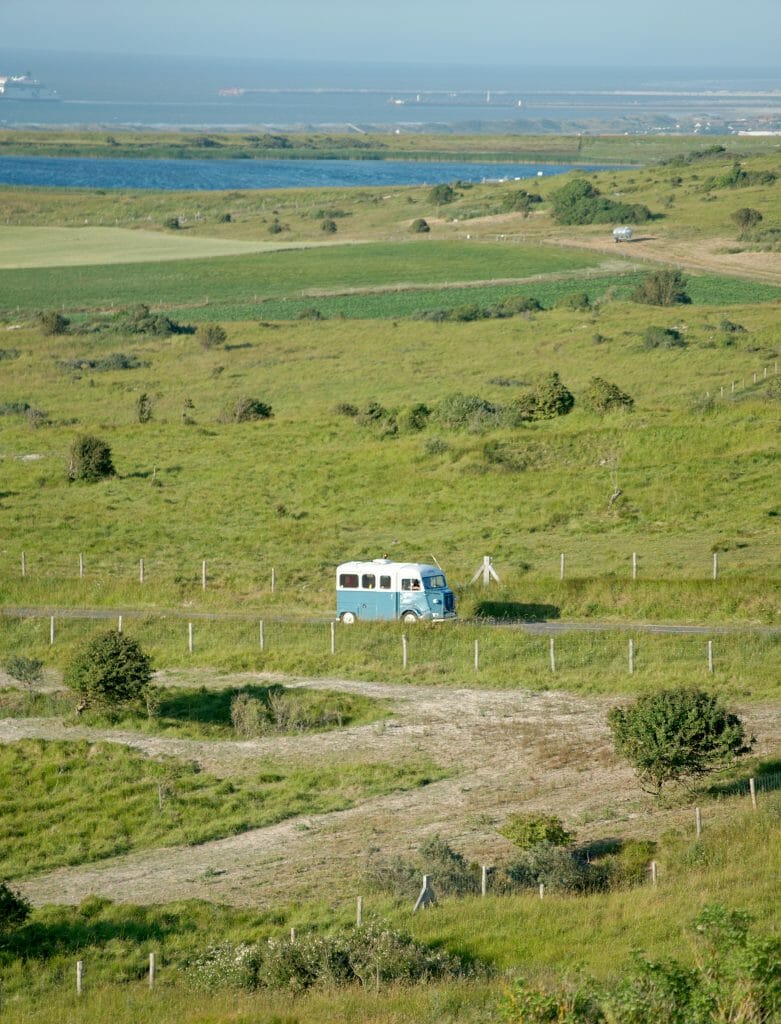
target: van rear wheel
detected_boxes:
[340,611,357,624]
[400,611,419,624]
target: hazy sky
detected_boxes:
[2,0,779,66]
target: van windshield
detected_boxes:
[423,575,446,590]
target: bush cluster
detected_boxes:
[642,325,686,349]
[58,352,149,373]
[219,397,273,423]
[64,631,153,712]
[68,435,115,482]
[410,294,543,322]
[550,179,654,225]
[585,376,635,413]
[632,268,691,306]
[230,688,351,736]
[187,922,470,992]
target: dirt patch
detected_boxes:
[3,670,779,908]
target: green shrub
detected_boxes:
[642,325,685,349]
[433,392,498,431]
[0,881,30,937]
[557,290,592,311]
[320,218,338,234]
[428,183,456,205]
[64,631,153,712]
[410,217,430,233]
[135,392,153,423]
[632,269,691,306]
[498,812,572,850]
[222,397,273,423]
[550,178,654,225]
[400,402,431,431]
[37,310,70,336]
[531,372,575,419]
[197,323,227,349]
[585,376,634,413]
[3,656,44,688]
[68,434,115,482]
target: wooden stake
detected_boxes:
[474,639,480,672]
[79,552,84,579]
[357,896,363,927]
[21,551,26,578]
[632,551,637,579]
[201,560,207,591]
[259,620,264,651]
[290,927,296,943]
[707,640,713,673]
[330,620,336,655]
[481,865,488,897]
[402,633,408,670]
[149,952,156,990]
[271,567,276,593]
[118,615,123,634]
[712,552,718,580]
[749,777,757,811]
[188,622,194,654]
[139,557,145,584]
[76,960,84,995]
[549,636,556,673]
[560,553,565,580]
[50,615,55,645]
[695,806,702,839]
[538,883,545,899]
[628,638,635,674]
[650,860,658,886]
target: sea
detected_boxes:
[1,50,780,190]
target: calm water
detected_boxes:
[1,51,780,132]
[0,155,620,190]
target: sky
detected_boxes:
[1,0,779,66]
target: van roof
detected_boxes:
[337,560,441,575]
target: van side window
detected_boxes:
[362,574,376,589]
[339,573,358,588]
[379,575,391,590]
[401,578,416,591]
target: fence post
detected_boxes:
[628,638,635,674]
[330,620,336,655]
[201,560,207,591]
[290,927,296,943]
[650,861,658,886]
[560,553,565,580]
[695,806,702,839]
[549,636,556,673]
[357,896,363,927]
[749,777,757,811]
[707,640,713,673]
[118,615,123,634]
[79,552,84,579]
[474,639,480,672]
[21,552,26,578]
[632,552,637,580]
[259,620,265,651]
[271,568,276,593]
[402,633,408,670]
[149,951,156,990]
[50,615,55,645]
[712,552,718,580]
[188,622,194,654]
[139,557,145,584]
[76,960,84,995]
[538,883,545,899]
[481,865,488,897]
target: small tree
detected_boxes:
[499,813,572,850]
[197,323,227,349]
[731,207,763,231]
[68,435,115,482]
[64,631,153,712]
[320,218,337,234]
[224,397,273,423]
[608,687,753,794]
[632,268,691,306]
[38,310,70,336]
[410,218,430,233]
[135,392,153,423]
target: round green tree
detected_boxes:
[65,631,153,712]
[608,687,753,794]
[68,435,115,482]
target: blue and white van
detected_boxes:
[336,559,456,623]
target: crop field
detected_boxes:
[0,138,779,1024]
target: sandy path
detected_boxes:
[2,673,778,908]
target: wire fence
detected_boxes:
[1,612,778,687]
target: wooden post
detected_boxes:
[413,874,437,912]
[707,640,713,673]
[470,556,500,586]
[650,860,658,886]
[538,883,545,899]
[76,960,84,995]
[21,552,26,577]
[330,620,336,655]
[628,638,635,674]
[549,636,556,673]
[731,380,735,394]
[560,553,565,580]
[481,865,488,897]
[201,560,207,591]
[188,622,194,654]
[118,615,123,634]
[271,567,276,593]
[50,615,55,645]
[79,552,84,579]
[259,620,265,651]
[712,552,718,580]
[474,639,480,672]
[290,927,296,943]
[139,557,145,584]
[632,552,637,580]
[695,806,702,839]
[149,951,156,990]
[357,896,363,927]
[749,777,757,811]
[402,633,409,670]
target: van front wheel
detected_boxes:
[340,611,357,624]
[400,611,419,624]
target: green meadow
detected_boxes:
[0,136,779,1024]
